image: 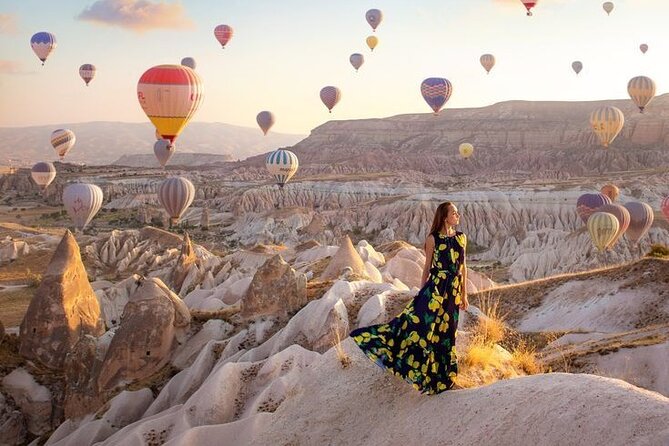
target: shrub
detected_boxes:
[647,244,669,258]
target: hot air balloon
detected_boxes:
[79,64,96,86]
[640,44,648,54]
[459,143,474,159]
[256,111,275,135]
[31,162,56,192]
[596,204,630,249]
[519,0,538,16]
[158,177,195,226]
[214,25,233,49]
[350,53,364,72]
[154,140,175,168]
[320,86,341,113]
[421,78,453,115]
[572,61,583,75]
[137,65,203,143]
[480,54,495,74]
[577,193,612,223]
[63,183,103,230]
[661,196,669,223]
[602,2,614,15]
[600,184,620,201]
[627,76,656,113]
[623,202,654,243]
[51,129,76,160]
[266,149,299,188]
[590,106,624,148]
[181,57,196,69]
[30,32,56,65]
[366,36,379,52]
[155,128,162,141]
[587,212,619,252]
[366,9,383,32]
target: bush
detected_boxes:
[26,269,42,288]
[647,244,669,258]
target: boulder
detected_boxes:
[2,369,52,435]
[242,255,307,318]
[320,235,368,281]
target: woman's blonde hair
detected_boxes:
[429,201,454,236]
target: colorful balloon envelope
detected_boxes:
[623,201,654,243]
[661,196,669,223]
[520,0,538,16]
[31,162,56,191]
[420,78,453,115]
[577,193,612,224]
[350,53,364,72]
[365,9,383,31]
[30,32,56,65]
[180,57,196,69]
[627,76,656,113]
[320,86,341,113]
[51,129,76,160]
[640,44,648,54]
[256,111,275,135]
[572,61,583,75]
[137,65,204,143]
[214,25,233,49]
[158,177,195,226]
[480,54,495,74]
[600,184,620,202]
[587,212,619,252]
[589,106,624,148]
[266,149,299,188]
[154,140,175,168]
[602,2,614,15]
[459,143,474,159]
[596,204,630,249]
[366,36,379,52]
[79,64,96,86]
[63,183,103,230]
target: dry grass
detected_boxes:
[0,249,53,284]
[331,321,351,369]
[0,287,33,327]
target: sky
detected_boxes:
[0,0,667,135]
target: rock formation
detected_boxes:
[170,232,198,294]
[320,235,367,280]
[19,230,104,369]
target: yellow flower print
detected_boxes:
[455,233,466,248]
[409,331,420,343]
[401,320,408,330]
[453,276,459,288]
[439,320,449,332]
[410,314,420,324]
[421,363,428,374]
[419,339,427,348]
[448,371,457,378]
[431,362,439,373]
[428,298,441,312]
[438,243,447,251]
[450,248,459,263]
[437,271,448,280]
[377,326,389,333]
[437,382,448,391]
[387,339,394,347]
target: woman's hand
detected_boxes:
[459,294,469,311]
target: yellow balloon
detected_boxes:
[627,76,656,113]
[589,106,624,148]
[366,36,379,52]
[459,143,474,159]
[587,212,619,252]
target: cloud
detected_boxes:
[77,0,193,32]
[0,60,21,74]
[0,13,18,34]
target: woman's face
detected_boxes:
[444,205,460,226]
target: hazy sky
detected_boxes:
[0,0,666,134]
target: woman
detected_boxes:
[350,202,469,394]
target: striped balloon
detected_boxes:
[63,183,103,230]
[623,202,654,243]
[180,57,196,69]
[589,106,624,148]
[588,212,619,252]
[320,86,341,113]
[600,184,620,202]
[572,61,583,75]
[51,129,76,160]
[661,196,669,223]
[480,54,495,74]
[520,0,538,16]
[214,25,233,49]
[79,64,96,86]
[154,140,175,168]
[350,53,364,72]
[420,78,453,115]
[627,76,656,113]
[577,193,612,224]
[158,177,195,226]
[266,149,299,188]
[137,65,203,143]
[31,162,56,191]
[365,9,383,31]
[640,44,648,54]
[596,204,630,249]
[256,111,275,135]
[30,32,56,65]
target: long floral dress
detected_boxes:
[350,231,466,394]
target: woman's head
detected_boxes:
[429,201,460,234]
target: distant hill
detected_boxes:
[0,121,306,167]
[112,152,234,167]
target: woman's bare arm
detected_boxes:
[421,235,435,286]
